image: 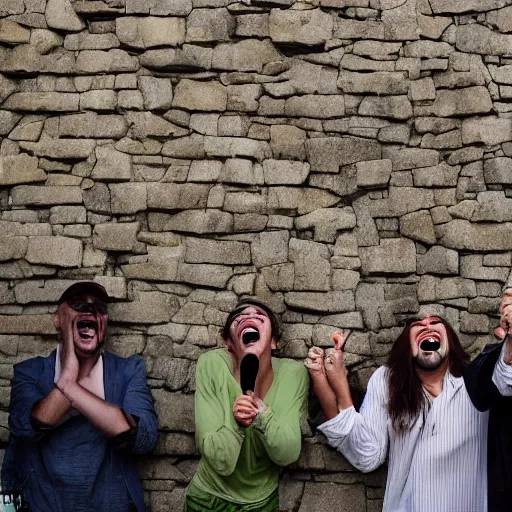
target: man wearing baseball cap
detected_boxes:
[185,296,308,512]
[5,281,158,512]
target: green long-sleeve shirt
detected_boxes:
[187,348,309,505]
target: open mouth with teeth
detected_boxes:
[241,327,260,345]
[77,319,98,340]
[420,337,441,352]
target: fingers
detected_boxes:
[233,394,258,426]
[304,357,322,371]
[332,331,348,351]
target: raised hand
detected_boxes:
[324,331,353,410]
[495,289,512,340]
[304,346,326,378]
[233,394,258,427]
[58,306,80,385]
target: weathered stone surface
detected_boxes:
[0,314,55,334]
[339,71,408,95]
[91,145,132,182]
[11,185,82,206]
[484,158,512,184]
[59,112,128,139]
[356,159,392,188]
[360,239,416,275]
[149,210,233,234]
[64,32,119,51]
[269,8,333,46]
[153,389,194,432]
[431,0,511,13]
[0,110,21,135]
[384,148,439,171]
[45,0,85,32]
[251,231,289,268]
[359,95,413,120]
[285,95,344,119]
[299,483,365,512]
[110,183,147,214]
[3,92,79,112]
[400,210,436,244]
[295,208,356,243]
[0,20,30,44]
[431,86,492,117]
[0,154,44,185]
[285,291,354,313]
[185,238,250,265]
[147,183,210,210]
[371,187,435,217]
[177,263,233,289]
[0,236,27,261]
[457,24,512,56]
[263,160,309,185]
[173,79,226,112]
[186,8,234,42]
[26,236,82,267]
[270,125,306,161]
[437,219,512,250]
[306,137,381,172]
[93,222,139,251]
[212,39,282,73]
[76,50,139,74]
[116,16,185,48]
[462,117,512,145]
[417,245,459,275]
[139,76,173,111]
[109,292,178,324]
[289,238,330,291]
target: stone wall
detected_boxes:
[1,0,512,510]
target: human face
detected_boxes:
[56,294,108,358]
[409,316,449,371]
[226,305,276,362]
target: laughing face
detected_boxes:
[409,316,449,371]
[225,305,276,362]
[55,294,108,359]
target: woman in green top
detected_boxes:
[185,297,309,512]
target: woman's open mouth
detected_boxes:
[241,327,260,345]
[77,320,97,340]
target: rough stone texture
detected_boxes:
[2,2,512,510]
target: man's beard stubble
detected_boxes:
[413,351,446,371]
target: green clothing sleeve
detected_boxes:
[252,363,308,466]
[194,353,245,477]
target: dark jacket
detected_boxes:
[464,341,512,512]
[4,350,158,512]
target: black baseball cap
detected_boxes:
[222,296,282,341]
[58,281,109,304]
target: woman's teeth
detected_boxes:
[242,327,260,345]
[420,338,441,351]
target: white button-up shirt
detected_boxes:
[318,366,488,512]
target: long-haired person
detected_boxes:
[306,315,488,512]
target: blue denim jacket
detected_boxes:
[3,350,158,512]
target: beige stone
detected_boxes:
[3,92,79,112]
[139,77,173,111]
[11,185,82,206]
[173,79,226,112]
[26,235,82,267]
[269,8,333,46]
[0,236,27,261]
[45,0,85,32]
[116,16,185,48]
[0,20,30,43]
[360,239,416,275]
[76,50,139,74]
[338,71,408,95]
[0,314,55,334]
[109,291,178,324]
[212,39,281,73]
[185,238,250,265]
[0,154,44,185]
[109,183,147,214]
[285,95,344,119]
[59,112,128,139]
[91,145,132,181]
[93,222,139,252]
[186,8,234,42]
[359,95,413,120]
[147,183,210,210]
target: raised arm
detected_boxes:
[194,353,246,476]
[318,364,389,474]
[250,362,309,467]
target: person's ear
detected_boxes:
[224,336,234,353]
[271,337,277,350]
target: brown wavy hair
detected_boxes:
[387,316,469,433]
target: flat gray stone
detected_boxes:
[11,185,82,206]
[109,183,147,214]
[45,0,85,32]
[251,230,289,268]
[186,8,234,42]
[91,145,132,182]
[76,49,139,74]
[285,291,355,313]
[0,236,27,261]
[0,154,45,185]
[185,238,250,265]
[360,239,417,275]
[149,210,233,234]
[59,112,128,139]
[359,95,413,120]
[432,86,492,117]
[462,116,512,145]
[295,207,356,243]
[437,219,512,250]
[26,235,82,267]
[285,95,344,119]
[177,263,233,289]
[457,23,512,56]
[173,79,226,112]
[356,159,392,188]
[0,20,30,43]
[139,77,173,111]
[306,136,381,172]
[400,210,436,244]
[383,147,439,170]
[116,16,185,48]
[93,222,139,251]
[432,0,510,14]
[289,238,330,291]
[263,159,309,185]
[417,245,459,275]
[269,8,333,46]
[147,183,210,210]
[3,92,79,112]
[338,71,408,95]
[484,157,512,184]
[212,39,282,73]
[109,291,178,324]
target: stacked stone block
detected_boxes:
[1,0,512,509]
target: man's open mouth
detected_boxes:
[77,320,97,340]
[242,327,260,345]
[420,337,441,351]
